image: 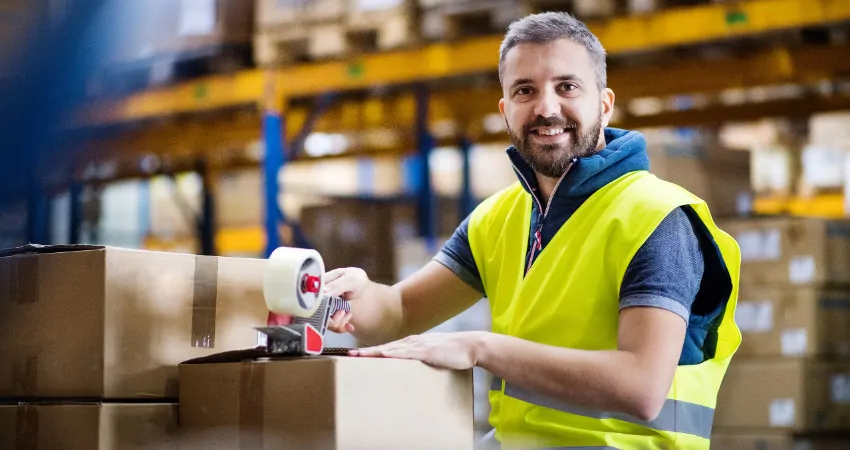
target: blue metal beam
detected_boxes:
[69,182,83,244]
[196,159,216,256]
[459,136,475,219]
[415,85,436,251]
[263,112,285,257]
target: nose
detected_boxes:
[532,88,561,118]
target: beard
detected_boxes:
[507,111,603,179]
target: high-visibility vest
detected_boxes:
[467,170,742,449]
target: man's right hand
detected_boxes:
[319,261,483,345]
[323,267,372,333]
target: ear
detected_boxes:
[498,97,506,117]
[600,88,616,128]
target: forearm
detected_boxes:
[475,333,670,421]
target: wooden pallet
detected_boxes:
[346,0,421,51]
[255,5,420,66]
[420,0,528,41]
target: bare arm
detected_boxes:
[474,306,686,421]
[325,261,483,346]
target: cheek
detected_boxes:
[506,108,527,130]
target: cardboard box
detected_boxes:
[179,355,475,449]
[711,430,850,450]
[0,245,270,399]
[719,217,850,287]
[0,403,178,449]
[735,287,850,357]
[715,358,850,432]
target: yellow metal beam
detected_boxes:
[753,193,846,218]
[73,0,850,127]
[77,38,850,169]
[616,93,850,130]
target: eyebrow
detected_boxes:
[510,74,583,89]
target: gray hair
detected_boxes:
[498,12,608,89]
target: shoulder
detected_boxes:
[469,182,527,228]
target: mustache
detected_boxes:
[522,116,579,132]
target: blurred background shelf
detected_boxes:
[4,0,850,444]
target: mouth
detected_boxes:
[529,125,575,143]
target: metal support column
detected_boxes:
[263,111,285,257]
[415,85,436,251]
[458,135,475,219]
[69,182,82,244]
[196,159,216,256]
[27,178,49,244]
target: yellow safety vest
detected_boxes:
[467,170,741,449]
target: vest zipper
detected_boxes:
[510,160,575,275]
[526,224,543,274]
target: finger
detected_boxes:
[353,341,412,358]
[326,310,345,330]
[322,268,347,283]
[330,310,345,326]
[323,273,355,297]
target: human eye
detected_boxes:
[558,82,579,93]
[513,86,533,97]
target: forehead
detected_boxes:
[501,38,595,84]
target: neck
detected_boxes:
[535,173,561,204]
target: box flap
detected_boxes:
[179,346,356,365]
[0,244,104,257]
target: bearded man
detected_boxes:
[320,11,742,450]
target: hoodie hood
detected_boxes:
[507,127,651,205]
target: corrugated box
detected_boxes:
[719,217,850,287]
[715,358,850,432]
[178,355,475,449]
[0,245,270,399]
[735,287,850,358]
[0,403,178,449]
[711,430,850,450]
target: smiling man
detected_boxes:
[321,12,742,449]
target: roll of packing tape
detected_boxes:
[264,247,326,317]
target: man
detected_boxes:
[322,12,742,450]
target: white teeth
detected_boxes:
[538,128,565,136]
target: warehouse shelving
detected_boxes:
[59,0,850,256]
[74,0,850,127]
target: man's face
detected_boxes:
[498,39,615,179]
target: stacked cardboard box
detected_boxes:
[299,197,461,285]
[0,244,271,448]
[177,355,475,449]
[712,217,850,447]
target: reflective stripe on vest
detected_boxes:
[490,377,713,439]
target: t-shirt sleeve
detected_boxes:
[432,215,486,296]
[619,206,705,322]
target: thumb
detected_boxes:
[323,269,355,297]
[323,268,346,284]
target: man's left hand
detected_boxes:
[349,331,488,370]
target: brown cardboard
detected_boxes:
[178,356,475,449]
[0,245,270,399]
[715,358,850,432]
[711,430,850,449]
[735,287,850,357]
[719,217,850,287]
[0,403,178,449]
